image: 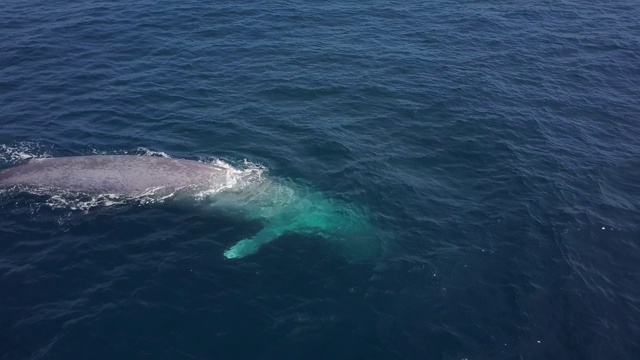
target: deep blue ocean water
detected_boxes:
[1,0,640,359]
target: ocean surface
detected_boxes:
[1,1,639,359]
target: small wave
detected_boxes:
[132,147,172,158]
[88,147,172,158]
[0,142,51,164]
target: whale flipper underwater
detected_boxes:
[0,155,378,259]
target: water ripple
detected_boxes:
[1,0,640,358]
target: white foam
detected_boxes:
[135,147,172,158]
[88,147,172,158]
[89,148,110,155]
[46,193,129,211]
[41,187,183,212]
[194,158,268,199]
[0,142,51,163]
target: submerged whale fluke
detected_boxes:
[0,155,379,259]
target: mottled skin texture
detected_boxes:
[0,155,224,195]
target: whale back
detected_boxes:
[0,155,224,195]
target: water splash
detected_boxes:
[132,147,172,158]
[0,142,51,164]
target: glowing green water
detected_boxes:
[198,178,377,259]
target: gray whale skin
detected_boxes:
[0,155,223,195]
[0,155,377,260]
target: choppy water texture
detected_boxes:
[1,1,640,359]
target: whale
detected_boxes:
[0,155,226,196]
[0,155,378,259]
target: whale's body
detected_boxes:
[0,155,224,195]
[0,155,377,259]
